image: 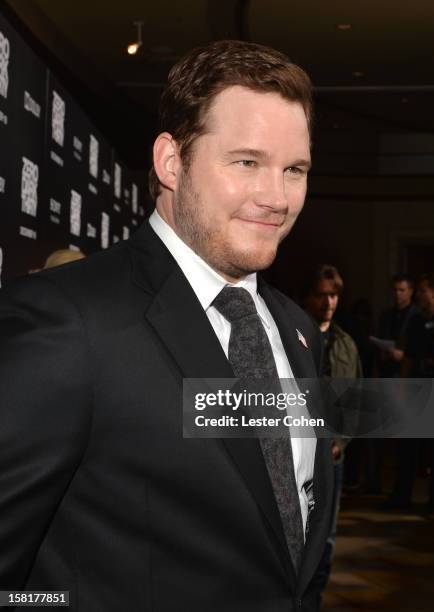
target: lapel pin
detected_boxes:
[296,328,308,349]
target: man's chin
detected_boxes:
[237,246,278,272]
[210,250,277,280]
[319,316,334,324]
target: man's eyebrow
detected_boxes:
[288,159,312,172]
[291,159,312,170]
[225,148,270,159]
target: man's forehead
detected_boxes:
[312,280,338,295]
[204,85,308,131]
[314,290,338,296]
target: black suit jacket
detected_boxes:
[0,222,333,611]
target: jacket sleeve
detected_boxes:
[0,274,93,589]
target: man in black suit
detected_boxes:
[0,40,332,611]
[376,273,418,379]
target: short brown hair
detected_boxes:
[301,264,344,299]
[149,39,313,200]
[392,273,414,288]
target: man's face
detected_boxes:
[304,280,339,324]
[392,281,413,309]
[416,281,434,311]
[171,86,311,281]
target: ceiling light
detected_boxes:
[352,71,364,77]
[336,23,352,30]
[127,43,140,55]
[127,21,144,55]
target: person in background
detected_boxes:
[368,274,418,495]
[381,274,434,512]
[375,273,418,378]
[302,264,362,591]
[28,249,85,274]
[43,249,85,269]
[409,274,434,515]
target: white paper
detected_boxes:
[369,336,396,351]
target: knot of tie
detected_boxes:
[212,287,257,322]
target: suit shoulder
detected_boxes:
[41,241,130,292]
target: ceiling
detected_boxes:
[4,0,434,177]
[25,0,434,134]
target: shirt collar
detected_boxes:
[148,210,266,324]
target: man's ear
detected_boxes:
[153,132,181,192]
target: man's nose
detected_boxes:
[255,170,287,210]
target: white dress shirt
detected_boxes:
[149,210,316,537]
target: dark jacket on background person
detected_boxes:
[378,303,418,349]
[377,303,419,377]
[404,311,434,377]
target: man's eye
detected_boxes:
[286,166,304,176]
[236,160,256,167]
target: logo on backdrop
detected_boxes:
[101,212,110,249]
[132,183,138,214]
[0,31,10,99]
[86,222,97,239]
[52,91,65,146]
[24,91,41,119]
[0,246,3,288]
[89,134,99,179]
[21,157,39,217]
[70,190,82,237]
[102,169,111,185]
[114,163,121,199]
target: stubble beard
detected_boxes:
[173,169,279,280]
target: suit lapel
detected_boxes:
[258,280,316,379]
[145,262,233,378]
[128,223,296,584]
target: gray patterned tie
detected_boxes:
[213,286,304,573]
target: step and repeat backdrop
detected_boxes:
[0,11,147,284]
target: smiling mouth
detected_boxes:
[237,218,282,228]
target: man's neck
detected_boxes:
[319,320,331,333]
